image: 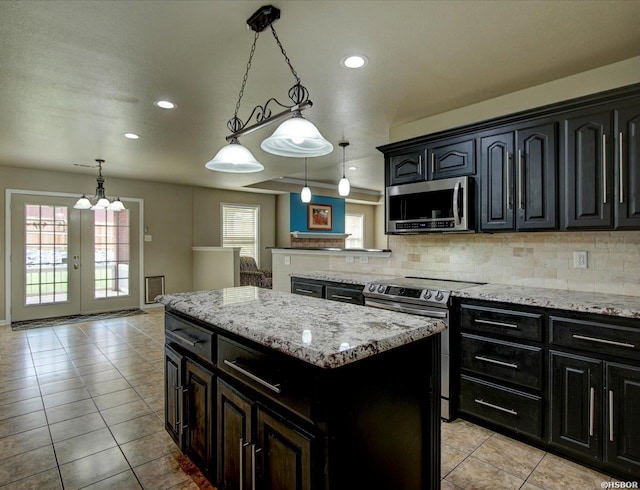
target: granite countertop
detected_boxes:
[454,284,640,319]
[291,271,399,286]
[157,287,445,369]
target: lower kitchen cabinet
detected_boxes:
[165,344,183,445]
[291,276,365,305]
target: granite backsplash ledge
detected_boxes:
[326,231,640,297]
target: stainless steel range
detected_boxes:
[363,276,482,421]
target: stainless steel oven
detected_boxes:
[363,277,482,421]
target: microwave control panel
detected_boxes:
[395,220,455,230]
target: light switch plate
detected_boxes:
[284,256,291,265]
[144,234,152,242]
[573,251,587,269]
[346,256,354,263]
[359,256,369,264]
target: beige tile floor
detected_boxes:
[0,308,626,489]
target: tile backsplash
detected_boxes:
[328,231,640,297]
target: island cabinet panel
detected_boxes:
[615,103,640,228]
[290,280,323,299]
[427,137,475,180]
[165,345,183,446]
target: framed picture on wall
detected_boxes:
[308,203,333,230]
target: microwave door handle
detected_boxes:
[453,181,461,225]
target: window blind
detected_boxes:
[221,204,259,265]
[345,213,364,249]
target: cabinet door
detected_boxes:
[388,148,425,185]
[516,123,557,230]
[184,359,215,474]
[427,138,475,180]
[550,351,603,460]
[218,379,252,490]
[605,363,640,476]
[480,132,515,230]
[256,406,312,490]
[164,345,183,446]
[562,110,613,229]
[615,103,640,228]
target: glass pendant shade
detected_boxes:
[338,177,350,196]
[108,198,125,212]
[301,186,312,203]
[261,114,333,157]
[92,197,110,210]
[205,140,264,173]
[74,195,92,210]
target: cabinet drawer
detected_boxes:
[461,333,543,390]
[461,304,543,342]
[460,375,542,439]
[165,312,215,364]
[550,316,640,361]
[325,285,364,305]
[291,281,323,298]
[217,337,313,420]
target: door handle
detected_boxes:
[518,149,524,210]
[609,390,614,442]
[589,386,594,437]
[602,134,607,204]
[506,151,512,210]
[73,263,79,269]
[619,132,624,204]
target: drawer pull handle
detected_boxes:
[475,319,519,330]
[572,334,635,349]
[170,331,201,347]
[589,386,595,437]
[295,288,315,294]
[331,294,353,300]
[474,398,518,416]
[474,356,518,369]
[223,360,282,394]
[609,390,614,442]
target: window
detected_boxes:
[94,209,130,299]
[222,204,260,265]
[345,213,364,249]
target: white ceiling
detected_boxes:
[1,0,639,196]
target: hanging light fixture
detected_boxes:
[338,141,351,197]
[73,159,125,212]
[301,158,311,203]
[205,5,333,173]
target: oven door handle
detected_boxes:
[452,180,461,225]
[365,299,448,319]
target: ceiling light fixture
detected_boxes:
[73,159,125,212]
[301,157,311,203]
[154,100,176,109]
[205,5,333,173]
[342,55,368,69]
[123,133,139,139]
[348,166,357,171]
[338,141,350,197]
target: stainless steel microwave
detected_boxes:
[386,176,473,233]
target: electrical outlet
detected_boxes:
[284,256,291,265]
[573,251,587,269]
[346,256,354,263]
[359,256,369,264]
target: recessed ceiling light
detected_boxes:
[123,133,139,139]
[348,166,358,171]
[341,55,368,69]
[154,100,176,109]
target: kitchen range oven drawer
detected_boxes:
[291,281,324,298]
[460,375,542,439]
[217,337,313,420]
[461,333,543,390]
[325,285,364,305]
[165,312,215,364]
[460,304,543,342]
[549,316,640,361]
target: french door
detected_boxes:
[10,194,140,322]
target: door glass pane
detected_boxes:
[94,209,130,299]
[24,204,68,305]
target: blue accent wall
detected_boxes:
[290,194,345,233]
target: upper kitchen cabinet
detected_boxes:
[480,122,556,232]
[386,146,426,185]
[561,108,613,229]
[615,102,640,228]
[426,137,475,180]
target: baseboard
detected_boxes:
[0,319,9,327]
[142,303,164,311]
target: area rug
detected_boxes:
[11,308,147,330]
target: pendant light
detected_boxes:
[301,158,311,203]
[73,159,125,212]
[205,5,332,173]
[338,141,351,197]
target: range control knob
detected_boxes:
[423,290,432,299]
[368,284,376,292]
[377,285,385,293]
[435,291,444,301]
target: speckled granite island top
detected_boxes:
[290,271,398,286]
[157,286,446,369]
[455,284,640,319]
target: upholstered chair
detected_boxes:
[239,256,272,289]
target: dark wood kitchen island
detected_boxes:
[157,286,445,490]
